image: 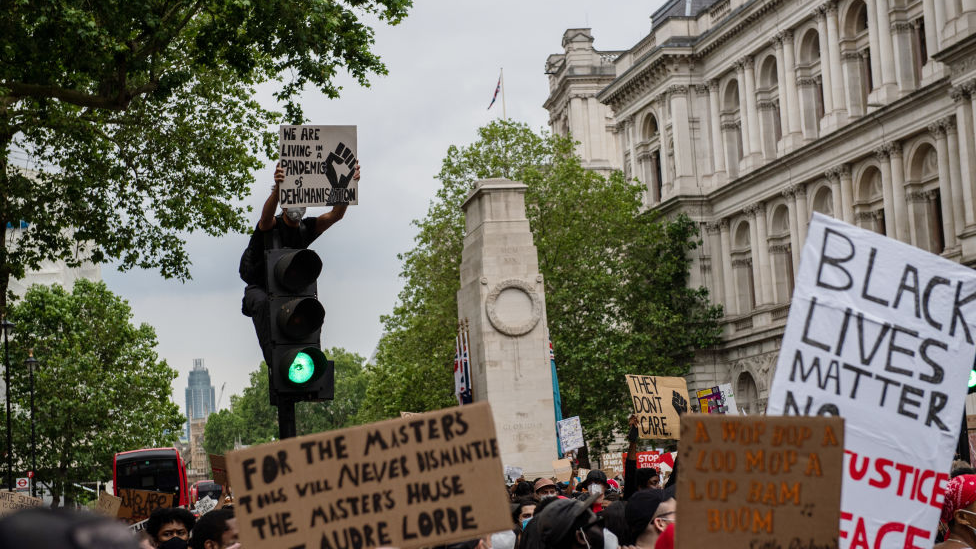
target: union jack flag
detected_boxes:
[454,322,473,405]
[487,75,501,110]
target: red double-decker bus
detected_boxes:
[113,448,189,507]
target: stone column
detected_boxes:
[865,0,883,91]
[695,84,713,176]
[748,212,764,303]
[842,51,866,117]
[771,36,791,152]
[669,85,695,193]
[735,61,754,159]
[814,8,836,119]
[875,146,898,237]
[708,80,727,178]
[825,2,847,122]
[783,187,801,277]
[891,20,919,93]
[922,0,939,57]
[742,57,763,161]
[874,0,899,98]
[719,219,737,315]
[751,203,774,305]
[825,168,843,219]
[706,223,725,308]
[946,116,967,238]
[838,164,855,225]
[795,185,809,246]
[656,95,673,194]
[758,100,778,160]
[888,142,909,242]
[930,119,958,248]
[457,178,559,477]
[953,86,976,226]
[780,31,803,144]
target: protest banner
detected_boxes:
[719,383,739,414]
[556,416,584,452]
[695,384,740,414]
[552,459,572,483]
[767,213,976,548]
[626,375,689,439]
[601,453,624,477]
[279,125,358,207]
[210,454,229,489]
[0,491,41,516]
[676,415,844,549]
[117,489,177,524]
[227,401,511,549]
[622,451,663,470]
[95,491,123,517]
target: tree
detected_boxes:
[204,347,368,454]
[361,119,722,448]
[0,0,411,310]
[2,279,184,506]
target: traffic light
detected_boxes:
[265,248,335,403]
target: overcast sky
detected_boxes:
[102,1,665,410]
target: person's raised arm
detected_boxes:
[314,162,360,236]
[624,414,639,501]
[258,164,285,231]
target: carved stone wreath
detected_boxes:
[485,278,543,336]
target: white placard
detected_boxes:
[767,213,976,548]
[279,125,358,207]
[556,416,584,452]
[503,466,523,483]
[718,383,738,414]
[196,495,218,515]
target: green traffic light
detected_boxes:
[970,370,976,389]
[288,352,316,384]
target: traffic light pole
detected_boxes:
[278,398,297,439]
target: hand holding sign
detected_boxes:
[325,143,357,189]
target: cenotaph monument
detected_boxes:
[457,178,559,478]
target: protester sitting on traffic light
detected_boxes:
[146,507,196,549]
[190,508,238,549]
[239,161,360,365]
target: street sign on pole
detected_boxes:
[15,477,28,491]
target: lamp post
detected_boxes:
[25,350,36,499]
[2,317,12,492]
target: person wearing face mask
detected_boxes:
[624,487,675,549]
[578,470,610,514]
[239,161,361,365]
[536,493,605,549]
[535,478,560,500]
[936,474,976,548]
[146,507,196,549]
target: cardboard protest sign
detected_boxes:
[117,489,177,523]
[227,401,511,549]
[95,491,122,517]
[196,495,219,515]
[0,491,41,516]
[676,415,844,549]
[279,125,358,207]
[601,453,624,477]
[626,375,689,439]
[556,416,584,452]
[767,213,976,548]
[210,454,229,489]
[552,459,572,482]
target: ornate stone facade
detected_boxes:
[545,0,976,414]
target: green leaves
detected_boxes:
[361,119,722,450]
[1,280,184,505]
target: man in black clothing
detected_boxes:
[240,162,360,364]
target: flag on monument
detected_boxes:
[454,323,473,405]
[487,73,502,110]
[550,337,565,456]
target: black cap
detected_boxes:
[625,485,676,535]
[579,469,608,490]
[536,493,601,547]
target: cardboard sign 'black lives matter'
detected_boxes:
[279,125,358,207]
[626,375,690,439]
[227,401,511,549]
[676,415,844,549]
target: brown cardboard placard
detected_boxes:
[227,401,511,549]
[626,375,689,439]
[967,415,976,431]
[210,454,229,488]
[117,488,177,524]
[675,415,844,549]
[94,491,122,517]
[601,452,624,477]
[552,459,572,483]
[0,491,42,516]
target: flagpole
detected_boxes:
[500,67,507,120]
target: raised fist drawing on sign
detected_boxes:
[672,391,688,416]
[326,143,357,189]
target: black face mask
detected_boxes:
[158,537,188,549]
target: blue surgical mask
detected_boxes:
[522,517,532,529]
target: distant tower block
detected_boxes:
[458,178,559,478]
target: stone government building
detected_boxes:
[544,0,976,414]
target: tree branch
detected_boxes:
[2,79,159,111]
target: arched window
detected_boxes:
[732,221,755,313]
[907,143,945,253]
[797,28,825,138]
[769,204,794,303]
[757,54,782,158]
[842,1,872,114]
[638,113,662,203]
[855,166,886,235]
[736,371,759,415]
[811,185,834,217]
[722,79,744,177]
